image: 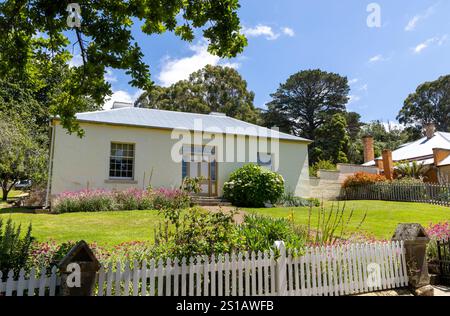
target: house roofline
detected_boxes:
[51,117,313,144]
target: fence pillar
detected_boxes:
[58,240,101,296]
[274,241,287,296]
[392,224,434,296]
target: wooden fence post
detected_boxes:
[274,241,287,296]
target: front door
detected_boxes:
[187,161,217,196]
[183,145,217,197]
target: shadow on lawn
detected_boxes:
[0,205,37,214]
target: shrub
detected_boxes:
[309,160,337,177]
[426,222,450,264]
[0,218,33,278]
[153,207,242,259]
[114,188,154,210]
[239,215,306,252]
[279,191,320,207]
[342,172,386,188]
[52,188,190,213]
[152,188,191,211]
[223,164,285,207]
[53,189,116,213]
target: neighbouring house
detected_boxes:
[361,124,450,183]
[47,102,312,204]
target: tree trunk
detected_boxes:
[1,187,8,201]
[1,179,10,201]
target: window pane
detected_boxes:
[110,143,134,179]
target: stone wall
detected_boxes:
[308,164,379,200]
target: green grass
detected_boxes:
[0,189,24,200]
[0,210,163,247]
[246,200,450,240]
[1,200,449,247]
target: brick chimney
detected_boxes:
[374,158,384,170]
[425,123,436,140]
[433,148,450,166]
[362,136,375,163]
[382,149,394,180]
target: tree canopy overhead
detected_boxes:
[397,75,450,131]
[263,69,350,163]
[0,0,247,135]
[135,65,261,124]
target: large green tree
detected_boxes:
[135,65,261,123]
[0,0,247,135]
[397,75,450,131]
[314,113,349,164]
[0,114,46,201]
[263,69,350,163]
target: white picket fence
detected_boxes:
[0,266,59,296]
[0,241,408,296]
[96,241,408,296]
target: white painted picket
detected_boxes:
[284,241,408,296]
[0,266,60,296]
[96,250,278,296]
[96,241,408,296]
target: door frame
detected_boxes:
[185,160,218,197]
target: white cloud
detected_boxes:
[368,54,387,63]
[405,5,436,31]
[348,78,359,85]
[348,95,361,104]
[103,89,143,110]
[413,35,448,54]
[68,54,83,68]
[242,24,280,40]
[104,68,117,83]
[282,27,295,37]
[157,42,239,87]
[359,84,368,92]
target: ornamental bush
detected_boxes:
[342,172,386,188]
[0,218,33,279]
[223,164,285,207]
[52,187,190,213]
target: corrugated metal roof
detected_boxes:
[74,107,311,143]
[362,132,450,166]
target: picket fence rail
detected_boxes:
[0,266,59,296]
[0,241,408,296]
[342,182,450,206]
[96,241,408,297]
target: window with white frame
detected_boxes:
[257,153,273,170]
[109,143,135,179]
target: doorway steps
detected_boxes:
[191,196,232,207]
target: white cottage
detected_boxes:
[47,103,311,202]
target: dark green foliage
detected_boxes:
[0,218,33,277]
[152,207,307,259]
[223,164,285,207]
[0,0,247,135]
[264,69,350,164]
[239,215,306,252]
[397,74,450,131]
[135,65,261,124]
[309,160,337,177]
[314,113,350,164]
[279,192,320,207]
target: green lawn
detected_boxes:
[0,189,24,200]
[246,200,450,240]
[1,200,449,247]
[0,210,163,247]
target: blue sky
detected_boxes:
[81,0,450,123]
